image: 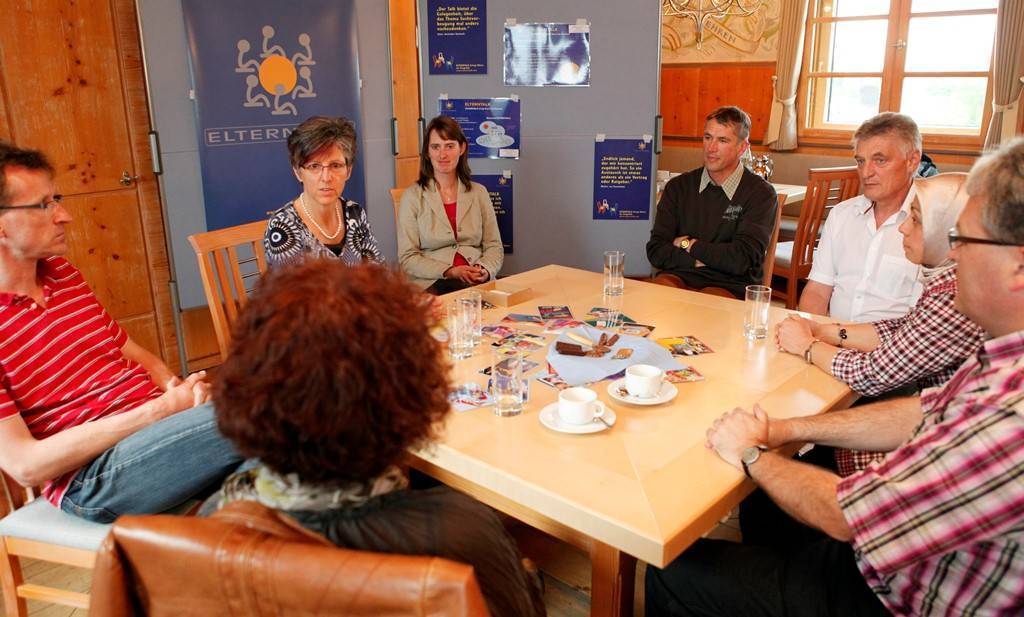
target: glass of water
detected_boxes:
[447,298,475,359]
[491,349,525,417]
[744,285,771,340]
[462,290,483,347]
[603,250,625,296]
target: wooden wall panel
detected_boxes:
[660,67,702,138]
[119,314,161,359]
[62,191,154,319]
[389,0,422,190]
[0,0,133,195]
[660,64,775,142]
[0,0,179,371]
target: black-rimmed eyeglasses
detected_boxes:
[948,226,1024,249]
[0,194,63,211]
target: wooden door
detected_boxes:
[389,0,422,189]
[0,0,179,370]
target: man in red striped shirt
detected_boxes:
[0,143,241,523]
[646,138,1024,616]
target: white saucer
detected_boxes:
[606,378,678,405]
[539,402,616,434]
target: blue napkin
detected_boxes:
[545,325,683,386]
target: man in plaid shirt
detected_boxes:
[646,138,1024,616]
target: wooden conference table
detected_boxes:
[407,265,854,617]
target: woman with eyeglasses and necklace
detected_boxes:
[773,173,987,477]
[264,116,382,267]
[397,115,503,295]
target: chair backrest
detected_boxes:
[390,187,404,224]
[188,220,269,360]
[762,192,785,287]
[791,165,861,275]
[90,500,490,617]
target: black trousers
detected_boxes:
[424,277,472,295]
[645,534,889,617]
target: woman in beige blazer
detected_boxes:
[397,115,503,294]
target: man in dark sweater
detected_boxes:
[647,106,778,299]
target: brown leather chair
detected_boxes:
[90,500,490,617]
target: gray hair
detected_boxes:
[852,112,922,157]
[966,136,1024,244]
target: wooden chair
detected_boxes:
[762,192,786,288]
[188,220,269,360]
[390,187,404,223]
[0,471,110,616]
[771,166,860,309]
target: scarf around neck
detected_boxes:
[218,464,408,512]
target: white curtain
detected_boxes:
[764,0,809,151]
[984,0,1024,149]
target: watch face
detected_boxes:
[741,446,762,465]
[679,239,690,250]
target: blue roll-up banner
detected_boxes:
[439,97,520,159]
[477,173,513,253]
[593,138,653,221]
[427,0,487,74]
[181,0,364,230]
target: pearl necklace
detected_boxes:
[299,193,343,240]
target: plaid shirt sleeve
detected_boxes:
[829,271,983,397]
[871,315,905,345]
[837,400,1024,578]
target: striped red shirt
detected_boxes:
[0,257,162,505]
[837,331,1024,615]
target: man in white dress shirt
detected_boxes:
[799,113,924,322]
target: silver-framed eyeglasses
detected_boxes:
[948,226,1024,249]
[301,161,348,175]
[0,194,63,211]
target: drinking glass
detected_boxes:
[603,251,625,296]
[462,290,483,347]
[491,349,525,416]
[447,298,474,359]
[744,285,771,340]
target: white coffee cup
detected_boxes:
[625,364,664,398]
[557,387,606,425]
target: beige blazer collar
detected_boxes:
[426,179,471,226]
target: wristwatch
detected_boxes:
[676,237,691,250]
[741,445,768,479]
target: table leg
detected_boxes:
[589,541,637,617]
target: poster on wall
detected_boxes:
[181,0,364,230]
[438,97,520,159]
[476,173,513,253]
[593,137,653,221]
[661,0,781,63]
[427,0,487,74]
[503,21,591,87]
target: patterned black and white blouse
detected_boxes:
[264,199,383,267]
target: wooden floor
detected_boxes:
[1,513,741,617]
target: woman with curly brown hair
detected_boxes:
[211,260,544,617]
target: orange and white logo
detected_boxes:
[235,25,317,116]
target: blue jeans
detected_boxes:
[60,402,243,523]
